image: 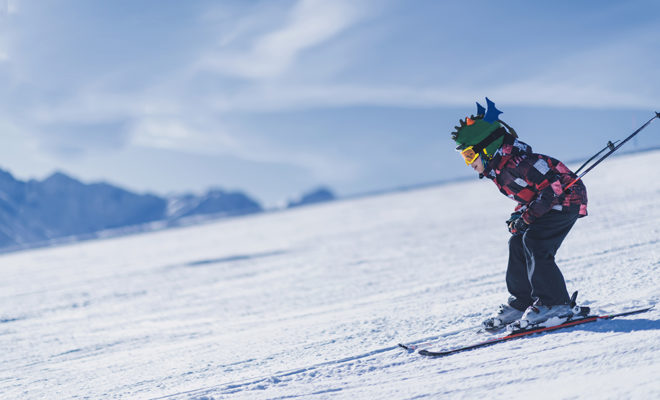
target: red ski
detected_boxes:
[415,306,654,358]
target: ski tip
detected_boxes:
[398,343,415,351]
[635,304,655,312]
[655,111,660,118]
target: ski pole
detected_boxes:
[574,140,620,175]
[563,111,660,194]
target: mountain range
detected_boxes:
[0,168,281,250]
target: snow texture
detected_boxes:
[1,150,659,399]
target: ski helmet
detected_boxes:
[451,98,516,160]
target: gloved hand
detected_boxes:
[505,211,523,227]
[506,211,529,235]
[509,216,529,235]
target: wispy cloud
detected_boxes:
[201,80,656,114]
[129,116,239,155]
[12,3,657,177]
[0,1,12,62]
[1,0,13,15]
[489,28,660,110]
[3,0,375,167]
[198,0,366,80]
[187,7,660,113]
[1,0,658,203]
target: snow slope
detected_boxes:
[1,150,659,399]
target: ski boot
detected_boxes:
[508,291,590,332]
[482,303,524,331]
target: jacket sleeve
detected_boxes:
[518,158,564,224]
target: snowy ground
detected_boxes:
[1,150,659,399]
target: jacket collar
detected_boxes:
[480,136,533,179]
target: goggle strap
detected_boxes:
[498,120,518,138]
[471,127,508,155]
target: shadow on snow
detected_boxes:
[183,250,287,268]
[573,317,660,334]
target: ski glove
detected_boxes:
[510,217,529,235]
[506,211,522,232]
[506,211,528,235]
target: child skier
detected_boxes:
[451,98,588,329]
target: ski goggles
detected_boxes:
[458,146,480,165]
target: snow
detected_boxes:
[1,150,659,399]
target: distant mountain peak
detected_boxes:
[287,187,336,209]
[0,169,263,250]
[43,171,81,185]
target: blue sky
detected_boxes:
[0,0,659,206]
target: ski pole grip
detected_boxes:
[563,178,579,194]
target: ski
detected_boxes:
[400,292,586,352]
[397,323,488,352]
[417,305,654,358]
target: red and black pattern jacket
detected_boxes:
[481,136,588,224]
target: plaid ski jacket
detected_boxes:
[481,136,588,224]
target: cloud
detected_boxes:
[7,0,19,14]
[203,83,468,111]
[0,2,11,62]
[491,30,660,110]
[1,0,374,171]
[192,7,659,111]
[200,81,656,113]
[129,116,240,155]
[127,113,359,182]
[192,19,659,113]
[35,120,131,158]
[490,82,656,110]
[198,0,366,80]
[3,0,657,180]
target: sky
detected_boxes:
[0,0,659,207]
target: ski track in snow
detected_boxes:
[1,150,660,399]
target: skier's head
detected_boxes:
[469,154,486,174]
[452,98,517,167]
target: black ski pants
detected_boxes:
[506,211,579,310]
